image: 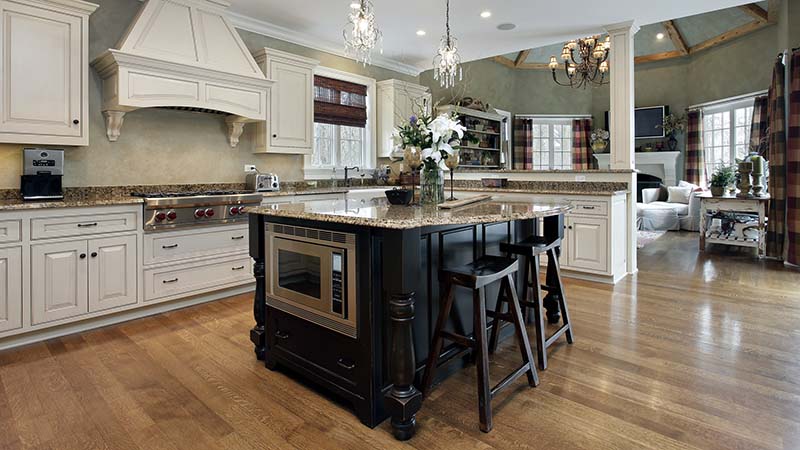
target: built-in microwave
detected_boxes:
[265,224,357,338]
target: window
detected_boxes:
[531,119,573,170]
[312,123,365,168]
[702,100,754,174]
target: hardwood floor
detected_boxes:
[2,231,799,450]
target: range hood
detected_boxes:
[91,0,273,147]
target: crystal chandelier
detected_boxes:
[343,0,383,66]
[433,0,462,88]
[548,35,610,89]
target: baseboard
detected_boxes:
[0,285,255,353]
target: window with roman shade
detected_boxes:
[314,75,367,128]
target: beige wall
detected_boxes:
[0,0,416,189]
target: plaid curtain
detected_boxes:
[767,57,787,259]
[788,50,800,265]
[513,118,533,169]
[750,95,769,153]
[685,110,706,186]
[571,119,595,170]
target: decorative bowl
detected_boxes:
[385,188,414,205]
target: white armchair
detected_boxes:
[638,187,702,231]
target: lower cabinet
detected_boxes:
[564,216,608,273]
[31,235,137,325]
[0,246,22,333]
[143,255,253,302]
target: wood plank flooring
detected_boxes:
[2,232,799,449]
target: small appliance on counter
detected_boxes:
[21,148,64,200]
[246,170,280,192]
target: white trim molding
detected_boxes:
[595,151,679,186]
[228,11,422,77]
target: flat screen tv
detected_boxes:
[603,105,670,139]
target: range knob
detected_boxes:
[155,212,167,222]
[166,210,177,221]
[229,206,240,215]
[194,209,206,218]
[204,208,215,218]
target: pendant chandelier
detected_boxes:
[549,35,610,89]
[433,0,462,89]
[343,0,383,66]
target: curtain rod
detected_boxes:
[515,114,593,119]
[687,90,768,111]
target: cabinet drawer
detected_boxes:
[0,220,21,244]
[143,255,253,302]
[569,201,607,216]
[31,212,137,240]
[144,226,248,265]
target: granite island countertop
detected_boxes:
[0,196,144,211]
[247,196,571,230]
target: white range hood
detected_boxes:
[91,0,273,147]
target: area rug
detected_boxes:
[637,230,666,249]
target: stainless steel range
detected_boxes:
[132,190,263,232]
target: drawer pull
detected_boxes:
[162,244,179,249]
[337,358,356,370]
[581,206,596,210]
[162,278,179,284]
[231,265,245,271]
[77,222,98,228]
[275,330,289,340]
[231,235,245,240]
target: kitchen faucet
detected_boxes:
[344,166,360,187]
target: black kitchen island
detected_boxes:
[246,196,570,440]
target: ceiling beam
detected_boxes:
[518,62,564,70]
[492,56,517,69]
[689,19,767,54]
[514,49,531,67]
[634,50,688,64]
[739,3,768,23]
[662,20,689,55]
[767,0,779,24]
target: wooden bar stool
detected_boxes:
[421,255,539,433]
[497,235,574,370]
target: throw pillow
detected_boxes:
[679,180,703,192]
[667,186,693,204]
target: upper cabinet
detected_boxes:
[0,0,97,146]
[376,79,431,158]
[253,48,318,154]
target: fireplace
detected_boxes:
[636,173,662,202]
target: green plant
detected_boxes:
[657,113,687,136]
[709,166,736,187]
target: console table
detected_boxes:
[698,194,769,257]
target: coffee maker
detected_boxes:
[21,148,64,200]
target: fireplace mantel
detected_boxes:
[594,151,680,186]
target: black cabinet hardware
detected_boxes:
[337,358,355,370]
[90,252,97,258]
[79,253,86,259]
[162,243,178,249]
[275,330,289,340]
[231,265,245,271]
[231,235,245,240]
[162,278,179,284]
[73,119,80,124]
[77,223,98,228]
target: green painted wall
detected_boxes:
[420,59,517,114]
[0,0,416,188]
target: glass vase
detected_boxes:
[420,166,445,205]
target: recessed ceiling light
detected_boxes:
[497,23,516,31]
[416,30,426,36]
[349,2,360,8]
[656,32,665,40]
[480,10,492,18]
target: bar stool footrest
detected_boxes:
[490,363,534,399]
[544,324,571,348]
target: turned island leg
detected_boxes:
[249,214,267,360]
[543,214,565,324]
[383,228,423,441]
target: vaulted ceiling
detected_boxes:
[493,1,774,70]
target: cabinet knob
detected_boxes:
[73,119,80,125]
[91,252,98,258]
[272,134,277,138]
[79,253,87,259]
[568,225,573,230]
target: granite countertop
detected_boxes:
[0,196,144,211]
[451,186,627,196]
[456,168,637,174]
[247,196,571,230]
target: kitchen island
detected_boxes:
[246,195,570,440]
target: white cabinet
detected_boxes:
[0,0,96,146]
[88,235,137,313]
[0,246,22,333]
[31,234,137,324]
[254,48,318,154]
[565,216,608,273]
[377,80,431,157]
[31,240,88,324]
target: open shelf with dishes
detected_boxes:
[437,105,506,169]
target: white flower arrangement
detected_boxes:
[395,112,466,170]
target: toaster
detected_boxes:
[246,172,280,192]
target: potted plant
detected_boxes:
[590,128,609,153]
[658,113,687,151]
[709,165,736,197]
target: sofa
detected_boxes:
[637,182,704,231]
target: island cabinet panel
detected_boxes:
[0,246,22,333]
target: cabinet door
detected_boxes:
[269,60,313,151]
[0,2,82,139]
[88,235,137,313]
[0,246,22,333]
[31,240,88,325]
[567,216,609,273]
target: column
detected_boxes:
[604,20,639,275]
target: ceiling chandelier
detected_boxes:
[549,35,610,89]
[433,0,462,88]
[343,0,383,66]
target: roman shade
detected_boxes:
[314,76,368,128]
